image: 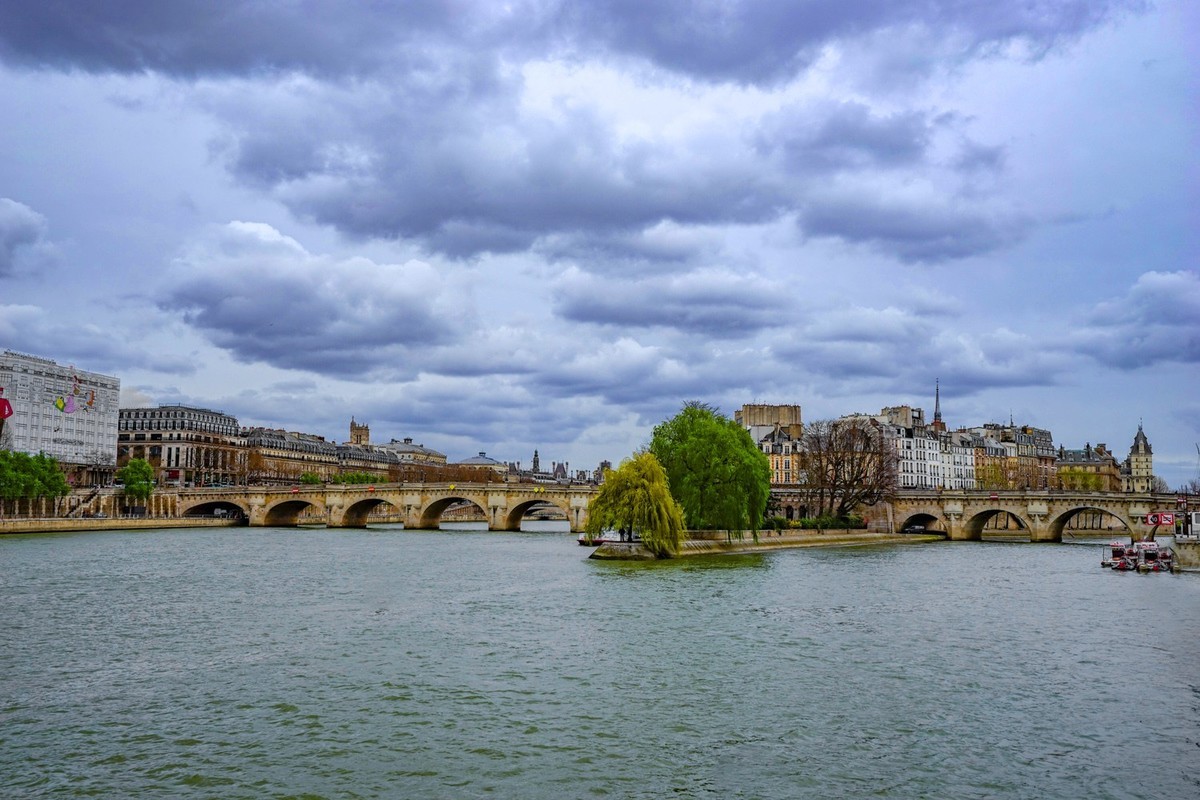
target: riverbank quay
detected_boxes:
[589,529,945,560]
[0,516,243,535]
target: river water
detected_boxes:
[2,527,1197,799]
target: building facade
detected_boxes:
[755,424,803,486]
[876,405,976,491]
[1,350,120,485]
[735,403,803,434]
[118,404,243,486]
[736,403,805,487]
[1056,443,1122,491]
[242,427,340,484]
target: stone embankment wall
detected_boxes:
[0,517,241,535]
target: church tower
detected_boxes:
[349,417,370,446]
[1123,422,1153,493]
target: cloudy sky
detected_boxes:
[1,1,1196,485]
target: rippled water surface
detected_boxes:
[2,528,1198,799]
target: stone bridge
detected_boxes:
[176,482,598,531]
[884,490,1177,542]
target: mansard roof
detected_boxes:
[378,437,446,459]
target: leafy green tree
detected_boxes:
[586,451,686,557]
[649,401,771,539]
[116,458,156,502]
[299,472,323,485]
[0,451,71,501]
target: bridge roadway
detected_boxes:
[886,489,1179,542]
[177,482,598,532]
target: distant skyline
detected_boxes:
[0,2,1196,487]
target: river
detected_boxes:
[2,527,1197,799]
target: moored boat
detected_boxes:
[1101,541,1127,568]
[1104,540,1177,573]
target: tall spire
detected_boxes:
[931,379,946,432]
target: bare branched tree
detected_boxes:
[800,418,898,519]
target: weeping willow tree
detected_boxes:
[586,451,686,558]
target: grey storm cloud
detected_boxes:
[0,1,1139,81]
[760,102,935,173]
[553,268,785,336]
[799,193,1026,263]
[0,302,197,376]
[158,222,461,377]
[0,1,1141,268]
[0,198,47,277]
[1075,270,1200,368]
[211,77,779,258]
[536,223,722,275]
[0,0,479,77]
[208,77,1009,263]
[773,306,1067,394]
[559,1,1140,84]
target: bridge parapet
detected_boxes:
[162,481,599,531]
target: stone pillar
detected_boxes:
[246,492,268,527]
[1175,540,1200,571]
[1026,501,1055,542]
[325,488,346,527]
[571,494,589,533]
[403,493,423,529]
[488,492,510,531]
[940,500,970,540]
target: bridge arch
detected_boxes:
[1048,505,1134,541]
[338,497,402,528]
[416,494,490,530]
[961,508,1031,541]
[262,498,322,527]
[897,510,945,533]
[499,497,572,532]
[180,499,248,520]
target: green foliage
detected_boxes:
[116,458,156,502]
[649,401,771,539]
[0,451,72,500]
[974,464,1008,491]
[331,472,377,485]
[299,472,323,484]
[1057,468,1102,492]
[794,515,866,530]
[586,451,686,558]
